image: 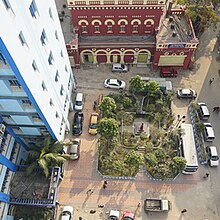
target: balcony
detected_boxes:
[9,167,61,207]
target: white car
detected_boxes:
[61,206,73,220]
[177,88,196,99]
[203,123,215,142]
[108,210,120,220]
[197,102,210,120]
[206,146,219,167]
[104,79,126,90]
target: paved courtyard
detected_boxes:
[54,0,220,216]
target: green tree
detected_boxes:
[98,118,118,150]
[112,159,125,176]
[129,75,145,94]
[145,152,158,166]
[125,150,143,167]
[172,156,187,172]
[144,80,160,97]
[99,97,116,118]
[177,0,219,30]
[26,136,72,178]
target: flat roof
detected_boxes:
[79,35,155,45]
[157,14,195,43]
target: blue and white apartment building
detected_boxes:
[0,0,75,218]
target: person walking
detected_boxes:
[103,180,108,189]
[209,77,214,84]
[181,209,187,213]
[203,173,209,179]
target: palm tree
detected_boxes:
[26,136,72,178]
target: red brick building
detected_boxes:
[66,0,198,70]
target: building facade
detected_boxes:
[66,0,198,70]
[0,0,75,218]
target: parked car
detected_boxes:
[197,102,210,120]
[112,63,128,73]
[160,68,177,77]
[104,79,126,90]
[74,93,84,111]
[72,112,84,135]
[177,88,196,99]
[122,211,135,220]
[61,206,73,220]
[108,209,120,220]
[144,198,171,213]
[88,113,99,135]
[203,123,215,142]
[206,146,219,166]
[69,138,81,160]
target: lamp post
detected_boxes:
[175,115,186,128]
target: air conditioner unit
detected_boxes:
[0,124,6,134]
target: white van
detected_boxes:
[74,93,84,111]
[112,63,128,73]
[206,146,219,166]
[197,102,210,120]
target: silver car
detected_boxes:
[69,138,81,160]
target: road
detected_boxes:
[57,27,220,220]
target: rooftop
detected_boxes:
[157,13,197,43]
[55,0,75,43]
[79,35,155,45]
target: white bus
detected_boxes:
[179,123,198,174]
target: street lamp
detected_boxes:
[175,115,186,128]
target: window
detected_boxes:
[60,50,63,58]
[49,7,53,19]
[95,26,100,33]
[55,70,59,82]
[48,51,54,65]
[29,0,38,18]
[42,81,47,91]
[18,32,27,46]
[0,52,6,65]
[107,26,112,33]
[65,65,67,72]
[82,26,87,33]
[60,85,64,96]
[8,79,21,87]
[32,115,41,121]
[21,99,32,105]
[40,29,47,45]
[68,76,71,90]
[32,60,38,71]
[55,30,59,40]
[133,25,138,32]
[49,98,54,106]
[120,25,125,32]
[2,0,11,10]
[55,112,59,118]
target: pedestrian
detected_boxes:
[103,183,107,189]
[86,189,93,195]
[137,201,141,207]
[203,173,209,179]
[104,180,108,185]
[209,77,214,84]
[181,209,187,213]
[213,107,218,112]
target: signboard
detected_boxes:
[168,44,186,49]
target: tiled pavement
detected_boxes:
[57,90,208,220]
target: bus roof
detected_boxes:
[180,124,198,166]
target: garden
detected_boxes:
[97,75,187,179]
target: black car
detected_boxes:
[72,112,84,135]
